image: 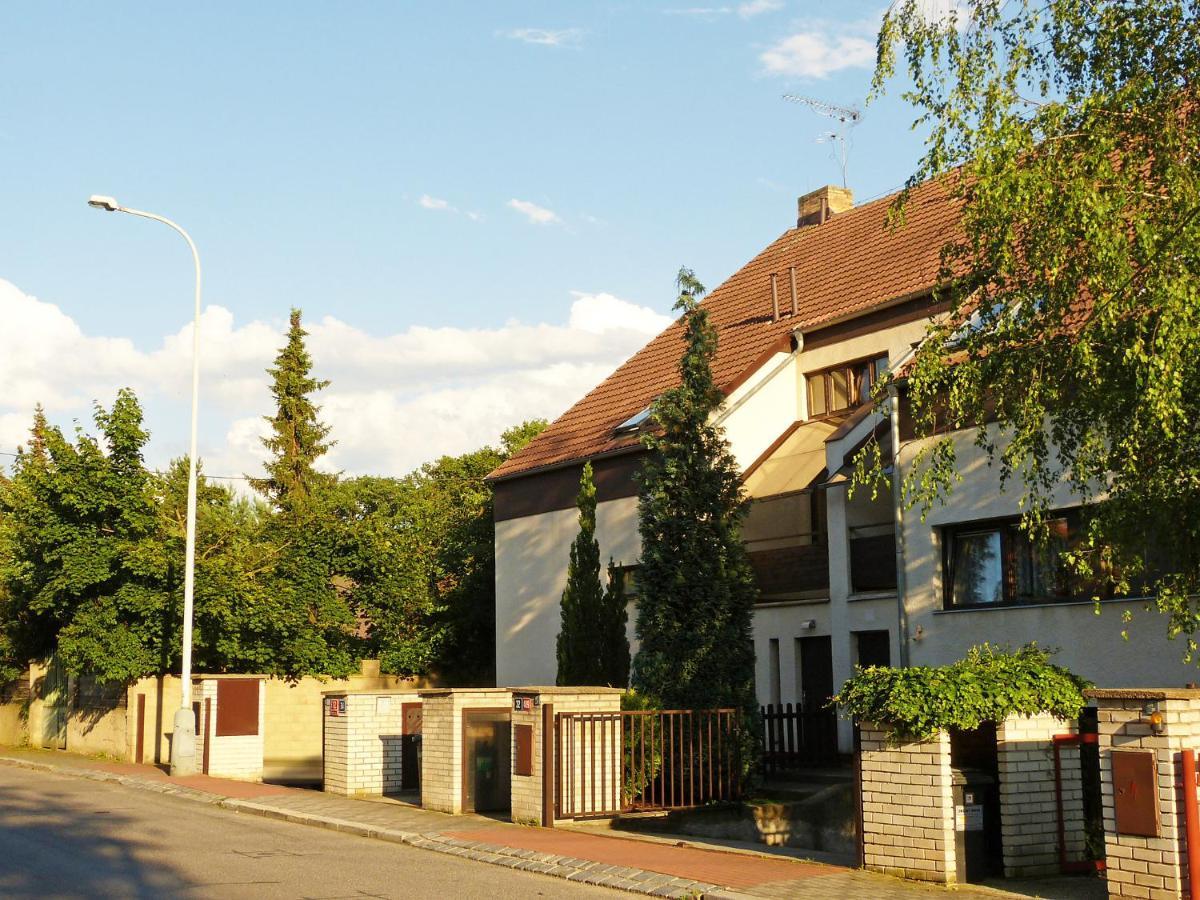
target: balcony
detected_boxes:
[748,537,830,600]
[849,524,897,593]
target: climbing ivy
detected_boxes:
[833,644,1091,742]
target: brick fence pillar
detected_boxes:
[859,725,956,882]
[996,713,1079,877]
[1088,688,1200,899]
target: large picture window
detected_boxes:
[942,513,1114,608]
[807,354,889,419]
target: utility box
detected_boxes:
[952,767,1002,883]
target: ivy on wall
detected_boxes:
[833,644,1091,741]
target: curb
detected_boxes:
[0,756,750,898]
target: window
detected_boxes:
[942,513,1110,608]
[611,565,640,600]
[806,354,889,419]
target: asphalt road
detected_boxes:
[0,766,627,899]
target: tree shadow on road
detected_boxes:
[0,776,197,899]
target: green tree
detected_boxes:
[249,308,359,677]
[556,463,604,685]
[868,2,1200,649]
[556,463,631,687]
[249,308,336,511]
[0,393,175,682]
[633,269,758,759]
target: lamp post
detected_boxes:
[88,195,202,776]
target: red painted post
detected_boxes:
[1182,748,1200,900]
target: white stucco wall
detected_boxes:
[495,495,642,688]
[719,351,800,472]
[899,428,1196,686]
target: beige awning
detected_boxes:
[743,420,837,499]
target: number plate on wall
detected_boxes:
[1112,750,1159,837]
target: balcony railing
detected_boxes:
[849,525,897,593]
[747,538,829,598]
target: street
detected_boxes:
[0,766,625,899]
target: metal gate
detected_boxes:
[555,708,741,819]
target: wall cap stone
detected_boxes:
[1086,688,1200,701]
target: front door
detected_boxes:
[798,635,837,763]
[401,702,422,791]
[462,710,511,813]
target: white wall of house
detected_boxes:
[899,428,1196,687]
[494,495,642,688]
[719,351,801,473]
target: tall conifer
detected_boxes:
[249,309,335,510]
[633,268,758,768]
[557,463,604,685]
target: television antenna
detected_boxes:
[782,94,861,187]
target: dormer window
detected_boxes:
[614,404,653,436]
[807,354,889,418]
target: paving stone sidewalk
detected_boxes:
[0,748,1103,899]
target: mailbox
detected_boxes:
[1112,750,1159,837]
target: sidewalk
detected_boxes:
[0,748,1101,899]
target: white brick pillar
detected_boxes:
[1090,689,1200,899]
[996,713,1079,877]
[859,725,957,882]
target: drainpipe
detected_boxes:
[888,382,911,668]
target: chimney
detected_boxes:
[797,185,854,227]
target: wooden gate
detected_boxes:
[555,708,741,819]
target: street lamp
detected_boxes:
[88,194,202,777]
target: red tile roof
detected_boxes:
[488,180,961,482]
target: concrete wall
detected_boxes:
[859,725,957,882]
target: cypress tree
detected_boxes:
[557,464,632,687]
[633,268,759,767]
[249,308,336,511]
[599,557,631,688]
[557,463,604,685]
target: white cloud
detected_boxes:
[418,194,455,212]
[760,26,876,79]
[664,7,733,19]
[501,28,584,47]
[0,280,669,483]
[507,198,562,226]
[738,0,783,18]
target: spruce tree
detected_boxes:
[633,268,759,766]
[557,463,604,685]
[249,308,336,511]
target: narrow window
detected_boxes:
[830,369,850,410]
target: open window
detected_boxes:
[806,354,889,419]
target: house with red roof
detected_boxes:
[487,183,1191,758]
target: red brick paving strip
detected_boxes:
[64,759,298,799]
[445,827,834,889]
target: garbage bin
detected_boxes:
[952,767,1002,882]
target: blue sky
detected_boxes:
[0,2,938,481]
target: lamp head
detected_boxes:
[87,195,120,212]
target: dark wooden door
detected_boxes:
[401,702,422,791]
[799,635,837,763]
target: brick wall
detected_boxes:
[996,713,1082,877]
[1091,689,1200,899]
[419,689,513,815]
[194,678,264,781]
[859,725,956,882]
[321,691,418,797]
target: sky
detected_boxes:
[0,2,947,486]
